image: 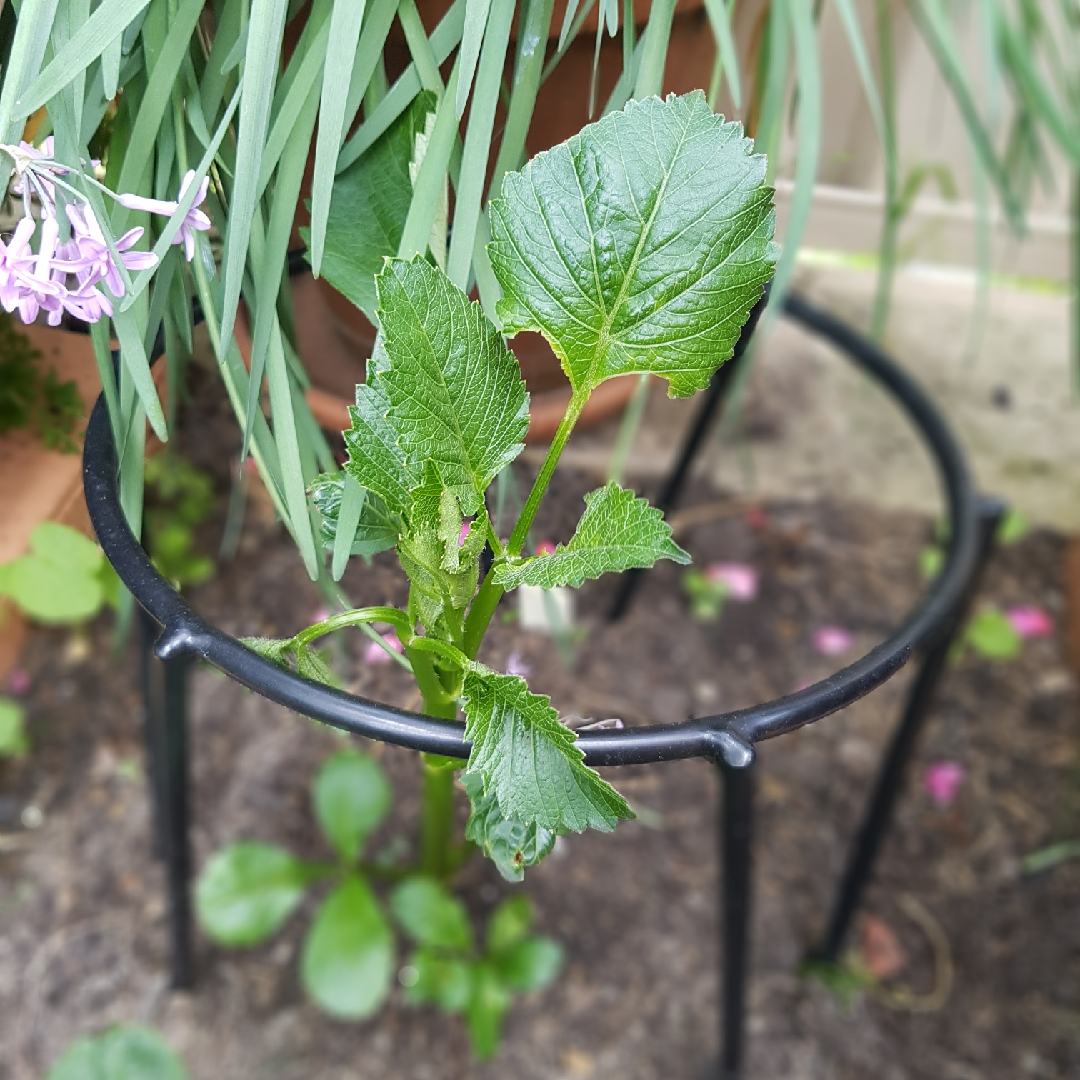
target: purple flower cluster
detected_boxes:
[0,139,212,327]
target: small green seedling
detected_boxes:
[682,568,729,622]
[0,522,118,624]
[46,1024,188,1080]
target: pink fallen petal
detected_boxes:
[744,507,769,531]
[459,520,471,547]
[505,650,531,677]
[535,540,557,557]
[924,760,965,808]
[6,669,30,696]
[310,607,330,625]
[1005,605,1054,640]
[364,631,403,664]
[705,562,758,601]
[813,626,854,656]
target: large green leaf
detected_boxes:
[390,876,473,952]
[462,669,633,835]
[303,91,438,321]
[46,1024,188,1080]
[312,749,391,862]
[301,874,393,1019]
[345,257,528,518]
[309,471,401,557]
[462,771,555,882]
[195,841,320,947]
[494,481,689,589]
[488,91,776,399]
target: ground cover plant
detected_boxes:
[187,90,777,1050]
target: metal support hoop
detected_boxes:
[82,292,979,770]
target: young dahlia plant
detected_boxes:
[0,136,210,326]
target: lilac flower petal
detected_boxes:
[117,192,179,215]
[459,520,472,547]
[535,540,557,556]
[1005,605,1054,640]
[813,625,855,656]
[923,760,964,808]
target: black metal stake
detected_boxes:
[609,290,768,622]
[84,288,987,1075]
[719,761,754,1080]
[139,606,167,860]
[161,649,194,989]
[814,495,1006,963]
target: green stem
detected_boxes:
[463,392,586,659]
[291,605,413,649]
[507,392,585,557]
[420,759,457,878]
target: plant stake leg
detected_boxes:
[719,759,754,1080]
[141,609,195,989]
[161,647,194,989]
[814,495,1005,963]
[139,606,167,860]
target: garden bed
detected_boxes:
[0,371,1078,1080]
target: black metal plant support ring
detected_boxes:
[83,291,994,1080]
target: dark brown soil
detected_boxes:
[1,371,1078,1080]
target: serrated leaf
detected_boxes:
[295,644,342,688]
[404,948,473,1011]
[240,636,292,667]
[303,90,438,320]
[485,894,533,954]
[496,936,563,992]
[195,841,319,946]
[462,770,555,882]
[368,257,529,516]
[343,369,418,518]
[312,750,391,862]
[301,874,393,1019]
[390,876,473,952]
[462,668,633,835]
[488,91,776,399]
[494,481,689,589]
[46,1024,188,1080]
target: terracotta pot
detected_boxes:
[288,1,713,442]
[0,326,101,679]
